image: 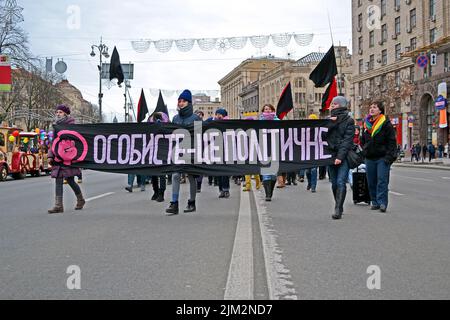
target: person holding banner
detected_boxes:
[166,90,201,216]
[148,112,170,202]
[48,105,85,214]
[327,96,355,220]
[214,108,232,199]
[260,104,280,202]
[361,101,397,213]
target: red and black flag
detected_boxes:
[153,90,169,116]
[109,46,124,86]
[321,78,338,112]
[137,89,149,123]
[276,82,294,120]
[309,45,338,88]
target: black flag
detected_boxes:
[153,90,169,116]
[309,46,338,88]
[276,82,294,120]
[109,46,124,86]
[137,89,149,123]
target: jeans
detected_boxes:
[365,158,391,208]
[128,174,145,187]
[298,169,305,178]
[328,159,350,192]
[218,176,230,192]
[171,173,197,203]
[306,167,318,189]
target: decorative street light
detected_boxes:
[90,37,109,122]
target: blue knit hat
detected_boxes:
[178,90,192,103]
[215,108,228,117]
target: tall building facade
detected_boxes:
[352,0,450,147]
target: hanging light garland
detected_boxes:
[131,32,314,54]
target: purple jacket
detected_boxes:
[48,117,82,179]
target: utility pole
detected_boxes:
[90,37,109,122]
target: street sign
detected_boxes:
[416,54,428,69]
[101,63,134,80]
[430,53,437,66]
[0,55,11,92]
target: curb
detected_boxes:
[393,163,450,171]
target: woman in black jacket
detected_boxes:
[361,101,397,213]
[327,96,355,220]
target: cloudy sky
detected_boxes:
[19,0,352,121]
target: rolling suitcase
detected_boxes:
[352,169,371,205]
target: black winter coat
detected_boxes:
[361,118,397,164]
[326,108,355,161]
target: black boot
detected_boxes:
[156,190,165,203]
[269,180,276,199]
[151,190,159,201]
[332,189,345,220]
[263,181,271,201]
[184,200,196,213]
[165,202,179,215]
[332,186,337,201]
[339,189,346,214]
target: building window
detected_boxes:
[369,31,374,47]
[395,71,401,87]
[410,66,415,82]
[410,9,416,29]
[359,59,364,74]
[358,36,363,51]
[395,17,401,35]
[410,37,417,50]
[395,44,402,61]
[369,55,375,70]
[358,14,363,30]
[381,0,387,16]
[445,52,449,70]
[430,28,437,43]
[382,50,388,65]
[430,0,436,18]
[382,24,388,42]
[395,0,400,9]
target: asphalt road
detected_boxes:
[0,167,449,300]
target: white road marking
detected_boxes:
[224,188,254,300]
[253,183,298,300]
[85,192,115,202]
[389,191,405,196]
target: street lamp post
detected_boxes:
[90,37,109,122]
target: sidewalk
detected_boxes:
[393,157,450,171]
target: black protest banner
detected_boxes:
[51,120,336,176]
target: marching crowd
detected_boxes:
[47,90,399,220]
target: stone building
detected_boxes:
[192,93,222,119]
[351,0,450,147]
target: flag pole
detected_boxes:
[327,9,343,95]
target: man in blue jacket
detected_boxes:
[166,90,201,216]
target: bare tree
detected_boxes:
[0,0,33,67]
[359,72,416,116]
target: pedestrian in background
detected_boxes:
[422,144,428,163]
[361,101,397,213]
[428,143,436,162]
[326,96,355,220]
[438,143,444,159]
[48,105,85,214]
